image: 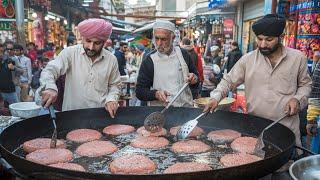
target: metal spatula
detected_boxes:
[176,110,209,140]
[48,105,57,148]
[253,114,287,158]
[144,82,189,133]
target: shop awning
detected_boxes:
[133,22,155,34]
[112,26,132,33]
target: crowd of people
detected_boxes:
[0,14,319,160]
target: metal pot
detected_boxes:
[289,154,320,180]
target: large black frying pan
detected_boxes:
[0,107,295,180]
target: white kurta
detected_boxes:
[149,47,193,107]
[40,44,121,111]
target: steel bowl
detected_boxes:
[9,102,41,118]
[289,154,320,180]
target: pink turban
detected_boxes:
[78,18,112,41]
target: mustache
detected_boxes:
[85,49,96,53]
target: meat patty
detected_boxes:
[136,126,167,137]
[75,140,118,157]
[26,148,73,165]
[163,162,212,174]
[171,140,211,154]
[220,153,262,167]
[170,126,204,138]
[130,136,169,149]
[103,124,135,136]
[23,138,66,153]
[207,129,241,144]
[109,154,156,174]
[66,129,102,143]
[231,137,258,154]
[49,163,86,172]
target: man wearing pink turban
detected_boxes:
[40,18,121,118]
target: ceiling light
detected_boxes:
[56,17,60,21]
[44,16,49,21]
[82,3,89,6]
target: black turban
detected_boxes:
[252,14,286,37]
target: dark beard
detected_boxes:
[259,42,280,56]
[84,48,102,58]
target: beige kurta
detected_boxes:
[210,46,312,146]
[40,44,121,111]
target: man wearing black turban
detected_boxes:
[205,14,312,160]
[252,14,286,56]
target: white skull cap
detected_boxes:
[153,20,175,33]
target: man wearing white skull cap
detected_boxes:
[136,20,199,107]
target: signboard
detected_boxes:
[223,18,233,39]
[290,0,320,13]
[208,0,226,9]
[0,20,15,30]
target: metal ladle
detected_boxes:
[35,86,57,148]
[253,114,287,158]
[144,82,190,133]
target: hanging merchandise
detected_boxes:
[0,0,15,18]
[130,35,152,48]
[294,0,320,60]
[32,19,44,49]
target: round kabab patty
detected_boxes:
[75,140,118,157]
[26,148,73,165]
[163,162,212,174]
[207,129,241,144]
[170,126,204,138]
[171,140,211,154]
[231,137,258,154]
[130,136,169,149]
[103,124,135,136]
[49,163,86,172]
[66,129,102,143]
[220,153,262,167]
[23,138,66,153]
[136,126,167,137]
[109,154,156,174]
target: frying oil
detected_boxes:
[13,127,281,174]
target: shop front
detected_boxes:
[241,0,265,53]
[0,0,16,43]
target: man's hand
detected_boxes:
[41,89,58,108]
[187,73,198,85]
[204,98,219,113]
[105,101,119,118]
[306,121,318,136]
[155,90,170,103]
[284,98,300,116]
[7,63,14,70]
